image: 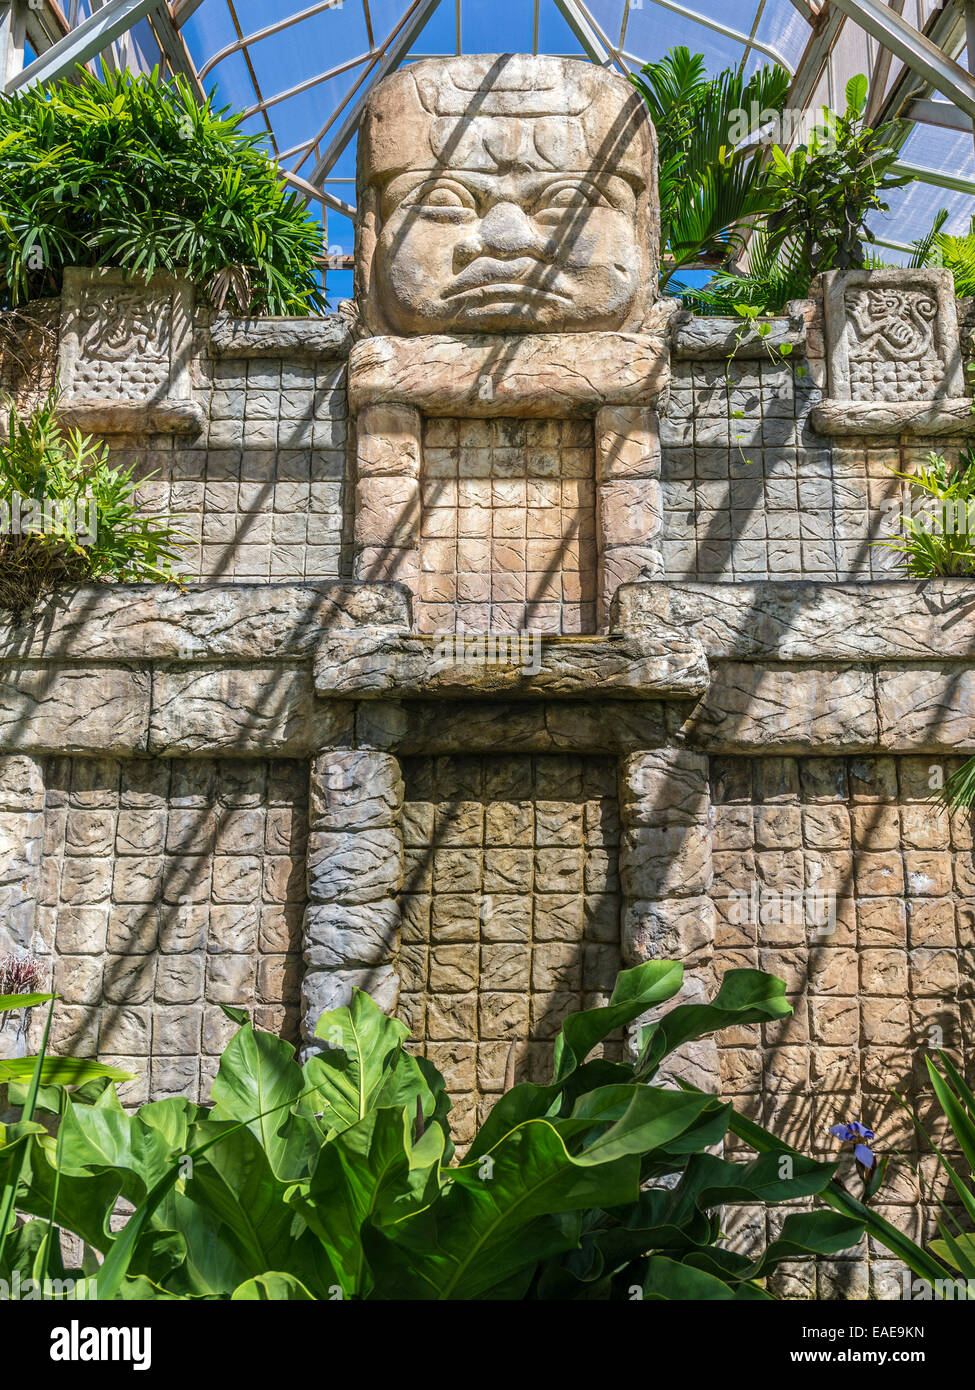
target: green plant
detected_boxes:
[763,75,908,281]
[908,209,975,297]
[730,1051,975,1299]
[873,447,975,579]
[630,47,790,290]
[0,391,186,615]
[676,229,810,316]
[0,964,865,1300]
[0,67,324,315]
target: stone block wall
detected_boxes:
[12,754,307,1104]
[396,753,622,1144]
[710,753,973,1297]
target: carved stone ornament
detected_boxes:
[812,267,975,436]
[58,267,203,435]
[355,53,660,337]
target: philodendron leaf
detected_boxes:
[552,960,684,1084]
[641,1255,769,1300]
[298,1105,443,1297]
[0,1058,135,1086]
[0,992,55,1013]
[748,1211,866,1278]
[367,1118,640,1300]
[232,1272,315,1300]
[306,988,445,1136]
[637,969,791,1079]
[210,1023,317,1181]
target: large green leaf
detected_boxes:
[232,1272,315,1300]
[369,1118,643,1300]
[209,1023,318,1181]
[637,969,792,1078]
[307,989,445,1136]
[298,1106,443,1297]
[0,1057,135,1086]
[552,960,683,1084]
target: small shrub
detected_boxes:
[874,447,975,579]
[0,67,324,316]
[0,392,186,616]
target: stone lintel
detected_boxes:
[58,399,205,437]
[313,628,709,700]
[613,579,975,661]
[672,310,807,360]
[347,331,671,417]
[809,398,975,436]
[0,583,410,662]
[209,314,352,359]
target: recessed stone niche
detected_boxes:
[417,417,596,634]
[396,753,623,1144]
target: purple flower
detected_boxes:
[829,1119,875,1169]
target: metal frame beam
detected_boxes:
[787,0,847,112]
[302,0,444,188]
[146,0,204,94]
[552,0,619,71]
[906,96,972,133]
[830,0,975,121]
[6,0,159,92]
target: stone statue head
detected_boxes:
[355,54,658,336]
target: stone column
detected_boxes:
[0,754,45,1060]
[353,403,422,593]
[300,750,404,1050]
[595,406,664,630]
[619,748,717,1089]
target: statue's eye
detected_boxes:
[538,183,606,213]
[409,183,475,211]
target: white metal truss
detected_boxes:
[3,0,975,242]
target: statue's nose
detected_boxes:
[457,201,543,260]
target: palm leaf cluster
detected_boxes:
[0,67,324,316]
[630,47,790,290]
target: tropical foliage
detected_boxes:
[0,964,866,1300]
[0,67,324,315]
[0,392,186,615]
[630,47,790,290]
[684,74,905,313]
[873,447,975,580]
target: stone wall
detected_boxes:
[397,752,622,1144]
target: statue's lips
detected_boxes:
[441,259,571,305]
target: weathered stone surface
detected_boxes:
[314,628,709,699]
[621,749,710,826]
[809,398,975,436]
[306,829,403,905]
[148,664,348,754]
[672,309,806,359]
[597,479,662,547]
[354,476,420,548]
[615,580,975,662]
[876,665,975,746]
[687,663,878,750]
[355,404,422,477]
[303,901,400,968]
[594,406,660,481]
[348,332,671,416]
[309,751,403,830]
[369,699,667,754]
[0,584,409,661]
[621,824,712,898]
[621,896,715,966]
[356,55,658,336]
[824,267,964,403]
[302,965,399,1038]
[0,666,150,753]
[58,268,198,435]
[209,314,351,359]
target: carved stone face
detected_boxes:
[356,55,658,336]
